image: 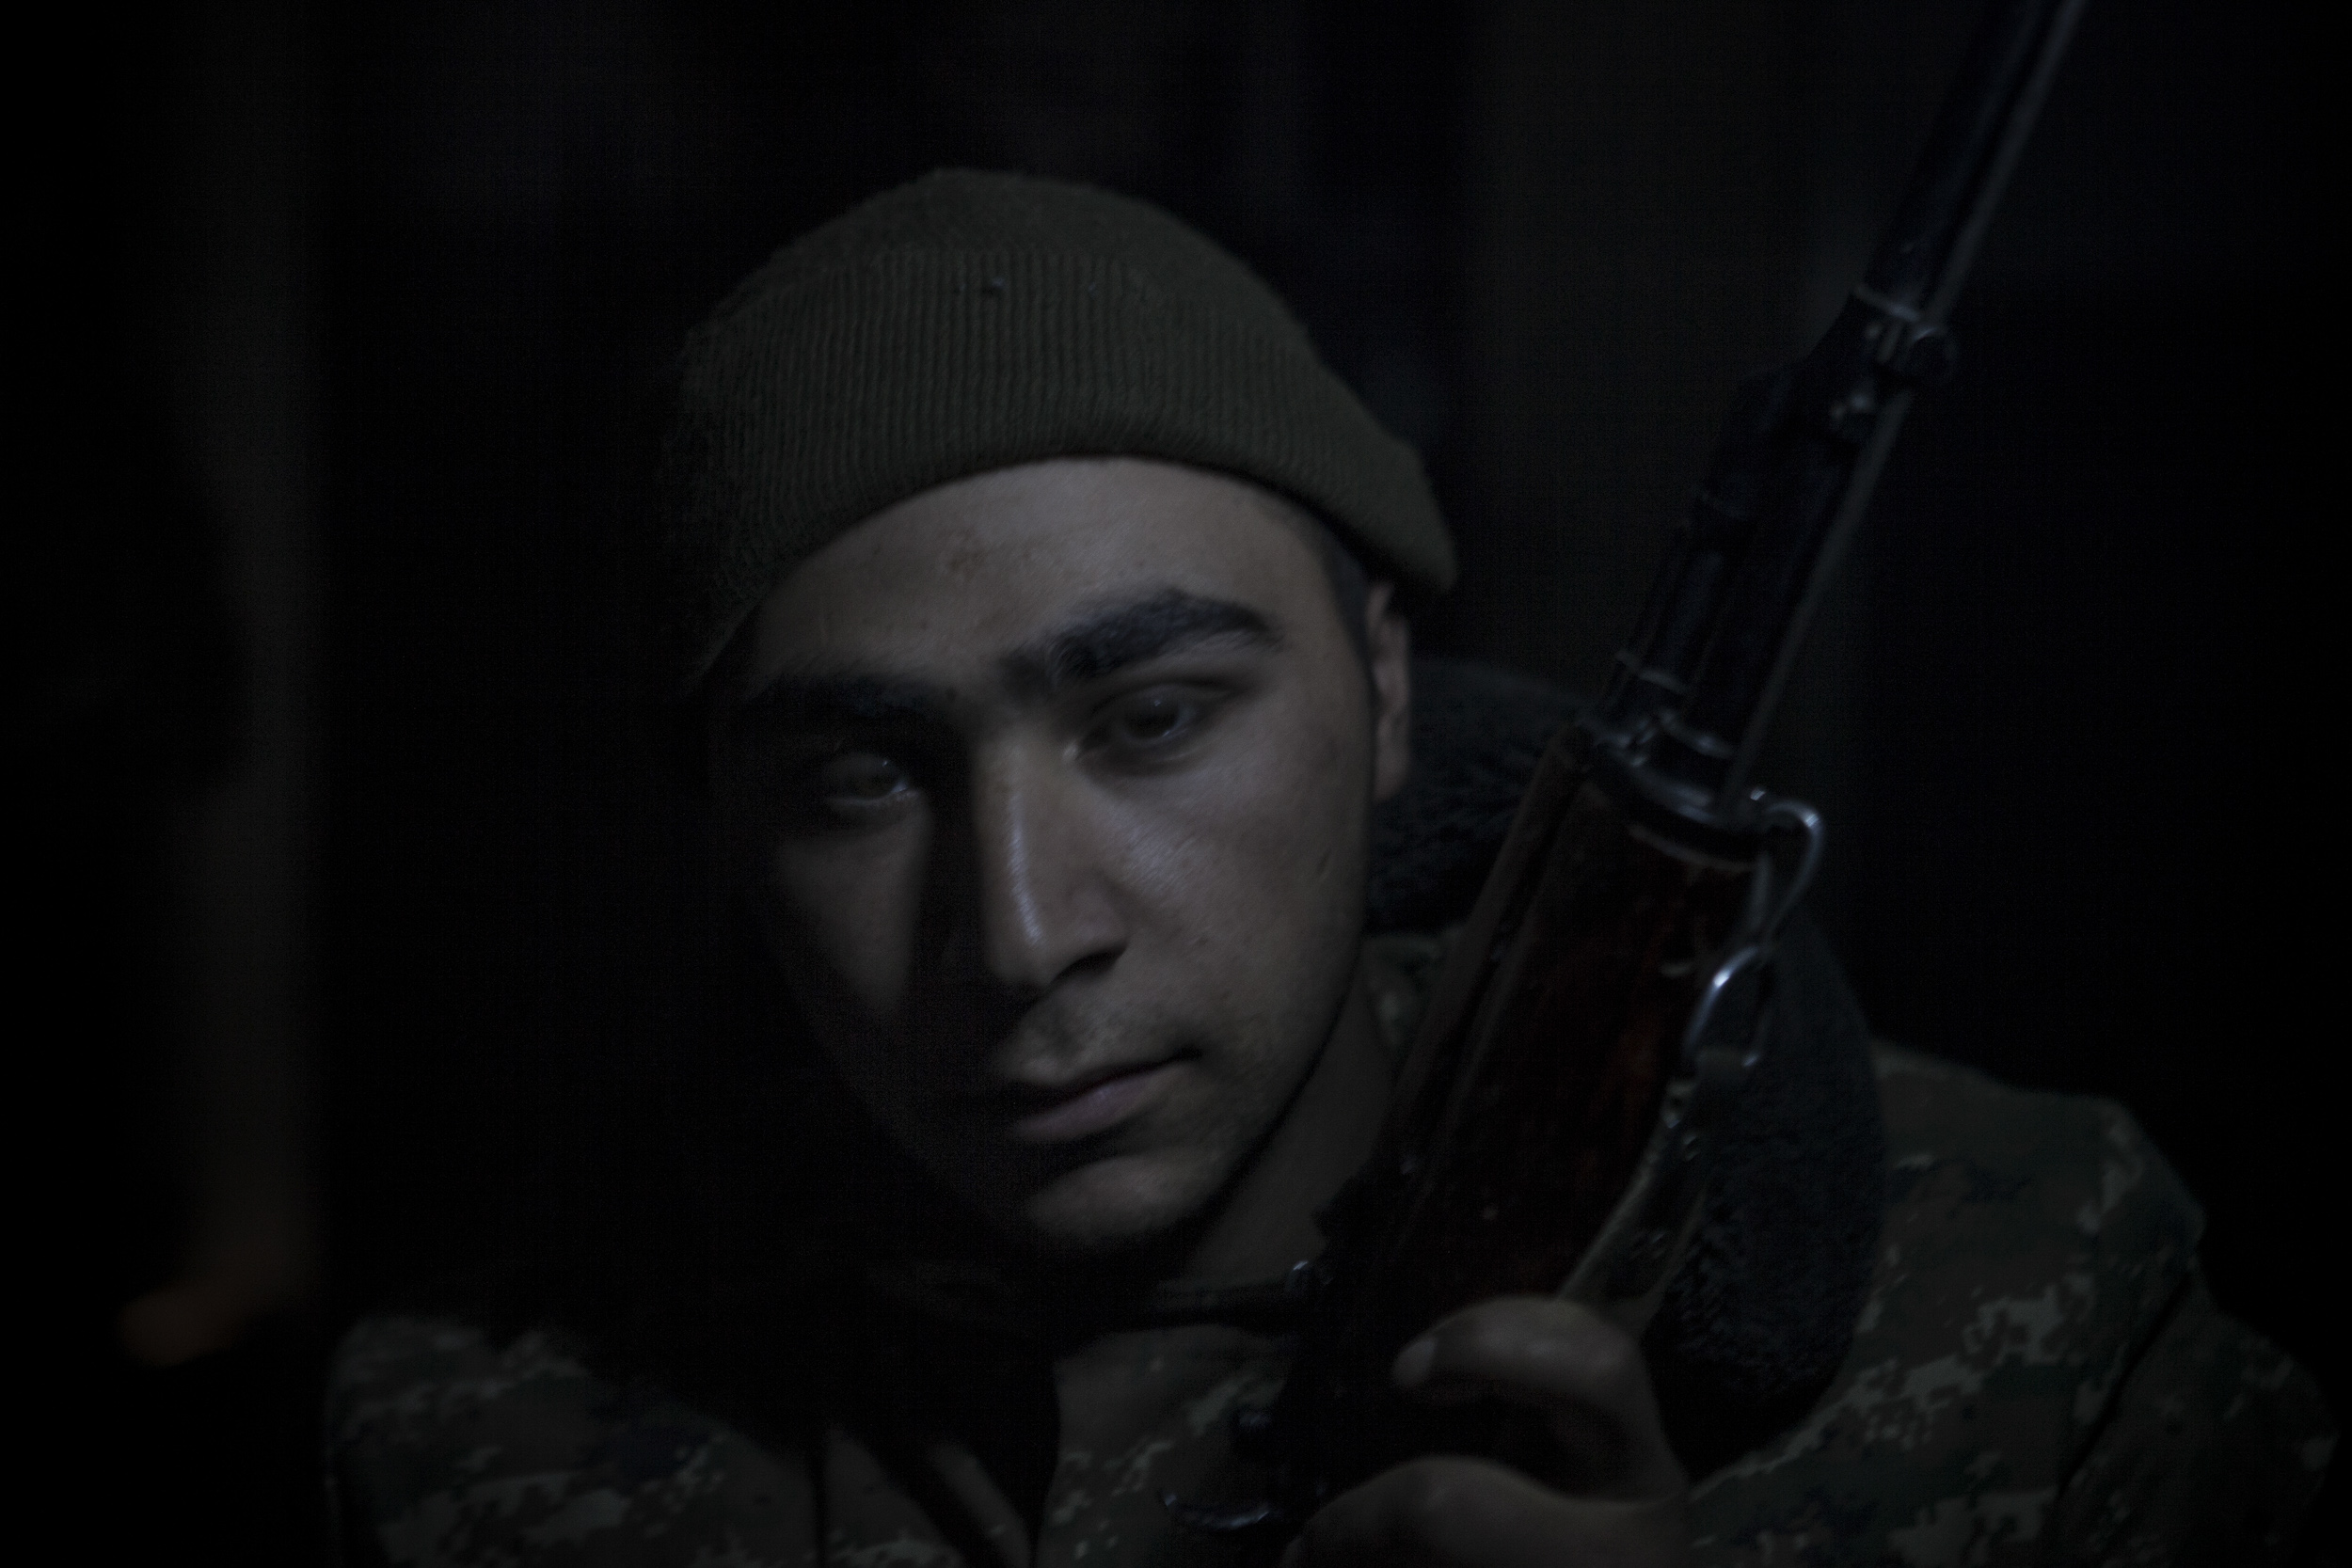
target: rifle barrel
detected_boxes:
[1602,0,2090,819]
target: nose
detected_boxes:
[961,740,1128,995]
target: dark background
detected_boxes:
[40,0,2336,1559]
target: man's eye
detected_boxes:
[807,752,915,814]
[1094,690,1207,753]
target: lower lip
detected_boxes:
[1009,1063,1182,1145]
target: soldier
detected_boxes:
[326,171,2333,1566]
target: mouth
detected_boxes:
[1002,1058,1188,1146]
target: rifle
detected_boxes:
[1171,0,2090,1541]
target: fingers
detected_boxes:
[1281,1454,1689,1568]
[1391,1296,1644,1411]
[1391,1296,1685,1500]
[1280,1300,1693,1564]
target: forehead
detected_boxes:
[745,458,1327,686]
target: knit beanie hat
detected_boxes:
[660,168,1456,687]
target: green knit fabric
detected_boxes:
[660,168,1456,685]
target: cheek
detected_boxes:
[1128,698,1371,966]
[763,820,932,1022]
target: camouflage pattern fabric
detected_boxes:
[1682,1046,2333,1564]
[326,1042,2334,1565]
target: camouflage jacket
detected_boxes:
[326,991,2334,1566]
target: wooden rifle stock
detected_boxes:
[1267,737,1802,1497]
[1171,736,1819,1536]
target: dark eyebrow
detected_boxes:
[1003,589,1280,696]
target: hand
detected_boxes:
[1281,1297,1690,1567]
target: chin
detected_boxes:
[1013,1148,1224,1258]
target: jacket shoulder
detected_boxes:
[326,1314,817,1566]
[1688,1045,2206,1565]
[2047,1269,2336,1564]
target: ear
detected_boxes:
[1365,582,1412,803]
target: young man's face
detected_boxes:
[720,457,1409,1256]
